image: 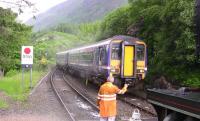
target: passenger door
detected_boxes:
[94,47,104,74]
[121,42,136,78]
[98,46,108,78]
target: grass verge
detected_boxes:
[0,70,46,102]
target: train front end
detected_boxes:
[109,36,147,87]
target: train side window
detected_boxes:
[68,54,72,63]
[95,48,99,65]
[79,51,93,65]
[99,48,103,65]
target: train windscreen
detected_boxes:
[137,44,145,61]
[111,43,121,60]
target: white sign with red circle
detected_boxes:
[21,46,33,65]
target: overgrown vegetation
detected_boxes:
[0,7,32,74]
[97,6,131,40]
[51,22,101,41]
[0,7,47,104]
[33,31,79,68]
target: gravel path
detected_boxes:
[0,73,67,121]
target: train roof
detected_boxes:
[56,35,144,55]
[56,38,111,55]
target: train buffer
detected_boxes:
[147,88,200,121]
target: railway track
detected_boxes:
[62,72,99,110]
[62,71,157,121]
[50,68,99,121]
[50,69,76,121]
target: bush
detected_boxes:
[6,70,18,77]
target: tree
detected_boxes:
[98,6,131,40]
[0,0,37,18]
[0,7,32,74]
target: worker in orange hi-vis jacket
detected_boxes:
[97,74,129,121]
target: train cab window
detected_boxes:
[111,43,121,60]
[137,44,145,61]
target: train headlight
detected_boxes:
[111,68,115,72]
[144,67,147,71]
[137,69,144,73]
[140,70,144,73]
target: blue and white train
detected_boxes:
[56,35,147,87]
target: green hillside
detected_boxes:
[26,0,128,31]
[32,30,96,68]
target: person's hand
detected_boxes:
[124,84,129,88]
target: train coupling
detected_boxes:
[125,79,135,86]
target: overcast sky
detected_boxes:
[0,0,67,22]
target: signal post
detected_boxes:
[21,46,33,90]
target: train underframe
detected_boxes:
[57,64,144,89]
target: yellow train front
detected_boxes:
[56,35,147,87]
[109,36,147,87]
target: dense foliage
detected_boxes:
[98,0,200,87]
[51,22,101,41]
[31,31,76,69]
[0,7,31,74]
[97,6,131,40]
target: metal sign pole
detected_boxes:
[22,67,24,91]
[21,46,33,90]
[30,67,32,89]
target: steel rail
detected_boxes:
[62,74,99,111]
[50,69,76,121]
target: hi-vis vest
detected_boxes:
[97,82,120,117]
